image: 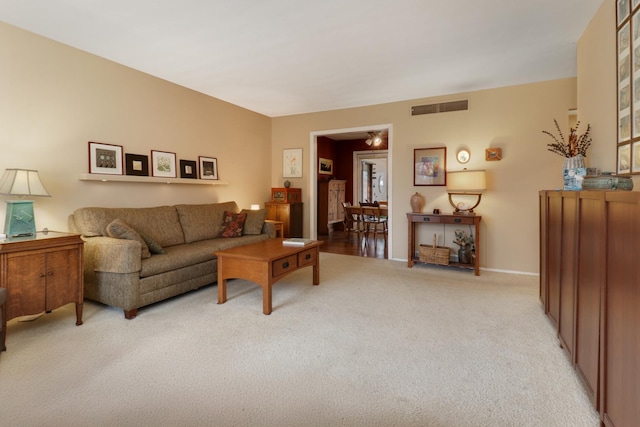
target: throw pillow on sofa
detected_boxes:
[106,219,151,259]
[140,232,165,254]
[219,211,247,238]
[240,208,268,235]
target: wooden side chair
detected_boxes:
[343,203,364,239]
[361,206,387,243]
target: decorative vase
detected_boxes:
[458,248,472,264]
[563,154,586,170]
[284,180,291,188]
[410,192,424,213]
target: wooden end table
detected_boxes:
[215,238,322,314]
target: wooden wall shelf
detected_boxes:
[78,174,228,185]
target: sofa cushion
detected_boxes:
[73,206,185,248]
[241,208,268,235]
[106,219,151,259]
[175,202,239,243]
[139,234,269,278]
[219,211,247,238]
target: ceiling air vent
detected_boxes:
[411,100,468,116]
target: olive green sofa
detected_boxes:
[69,202,274,319]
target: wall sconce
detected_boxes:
[0,169,51,237]
[446,169,486,215]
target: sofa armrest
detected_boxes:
[83,236,142,274]
[261,221,276,238]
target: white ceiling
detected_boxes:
[1,0,603,118]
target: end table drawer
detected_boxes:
[443,216,475,225]
[272,255,298,277]
[297,248,317,267]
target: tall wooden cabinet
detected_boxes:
[317,180,346,235]
[540,190,639,427]
[265,201,303,238]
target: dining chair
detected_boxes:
[343,204,364,239]
[361,206,387,243]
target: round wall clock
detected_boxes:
[456,149,470,164]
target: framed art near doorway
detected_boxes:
[414,147,446,186]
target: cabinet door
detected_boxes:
[539,191,548,309]
[559,192,577,358]
[45,248,81,311]
[5,253,46,319]
[336,182,345,222]
[602,192,640,427]
[546,192,562,330]
[328,183,338,223]
[575,192,605,406]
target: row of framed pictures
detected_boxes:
[617,0,640,175]
[88,141,219,180]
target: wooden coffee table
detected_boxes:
[214,238,322,315]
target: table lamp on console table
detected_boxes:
[446,169,486,215]
[0,168,51,237]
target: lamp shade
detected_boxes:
[0,169,50,197]
[446,170,486,193]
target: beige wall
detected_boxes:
[273,79,577,274]
[1,0,619,275]
[0,22,272,232]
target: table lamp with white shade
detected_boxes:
[0,169,51,237]
[446,169,486,215]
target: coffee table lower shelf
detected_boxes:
[214,239,322,315]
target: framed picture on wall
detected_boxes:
[88,141,123,175]
[618,143,632,174]
[283,148,302,177]
[199,156,218,180]
[619,0,630,25]
[125,153,149,176]
[151,150,177,178]
[319,158,333,175]
[632,141,640,172]
[618,20,632,143]
[179,159,197,179]
[414,147,447,186]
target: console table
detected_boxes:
[407,213,481,276]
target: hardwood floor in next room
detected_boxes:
[317,230,387,259]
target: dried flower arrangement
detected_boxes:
[542,119,592,158]
[453,229,474,249]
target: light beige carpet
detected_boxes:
[0,253,599,427]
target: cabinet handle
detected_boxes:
[282,261,289,268]
[47,272,54,276]
[454,218,462,223]
[39,273,45,278]
[423,217,431,222]
[305,254,311,260]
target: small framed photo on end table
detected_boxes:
[89,141,123,175]
[199,156,218,180]
[151,150,177,178]
[414,147,447,186]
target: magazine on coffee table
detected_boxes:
[282,238,315,246]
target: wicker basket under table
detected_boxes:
[419,234,451,266]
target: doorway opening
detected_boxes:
[309,124,393,259]
[355,151,388,205]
